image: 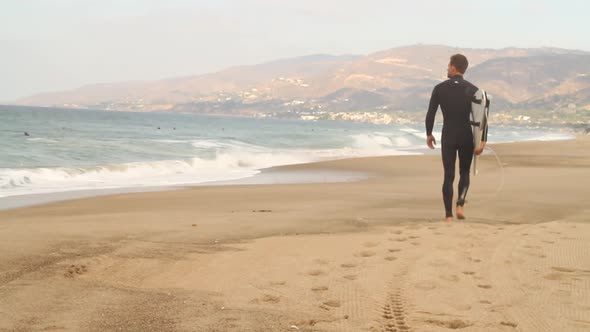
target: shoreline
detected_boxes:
[0,134,578,211]
[0,168,369,211]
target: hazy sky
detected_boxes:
[1,0,588,101]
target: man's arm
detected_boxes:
[425,86,439,149]
[475,97,488,155]
[474,113,488,155]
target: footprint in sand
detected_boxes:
[313,258,329,265]
[343,275,358,280]
[388,248,401,253]
[319,300,342,310]
[341,263,357,268]
[462,271,475,276]
[424,319,472,329]
[308,270,326,276]
[501,321,518,328]
[385,256,398,261]
[480,300,492,304]
[270,281,286,286]
[391,230,403,235]
[411,242,421,246]
[450,303,472,311]
[324,300,341,307]
[440,275,460,282]
[251,294,281,304]
[261,294,281,303]
[357,251,376,258]
[477,284,493,289]
[312,286,329,292]
[65,264,88,278]
[409,236,420,239]
[395,237,408,242]
[364,242,380,248]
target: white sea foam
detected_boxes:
[27,138,59,143]
[0,157,257,197]
[0,136,419,197]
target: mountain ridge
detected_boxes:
[15,45,590,118]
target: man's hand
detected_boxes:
[426,135,436,149]
[474,141,486,155]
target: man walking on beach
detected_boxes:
[425,54,485,222]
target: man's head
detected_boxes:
[447,54,468,78]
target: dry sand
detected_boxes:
[1,137,589,331]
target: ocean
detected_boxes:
[0,105,573,199]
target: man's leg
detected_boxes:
[456,142,475,219]
[441,142,457,220]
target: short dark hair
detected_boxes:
[450,54,468,73]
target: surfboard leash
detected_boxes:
[483,145,505,196]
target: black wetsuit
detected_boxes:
[425,75,478,218]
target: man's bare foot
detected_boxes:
[445,216,454,223]
[456,205,465,220]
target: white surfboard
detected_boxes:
[471,89,490,176]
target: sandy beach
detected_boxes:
[1,137,589,332]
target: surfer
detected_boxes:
[425,54,486,222]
